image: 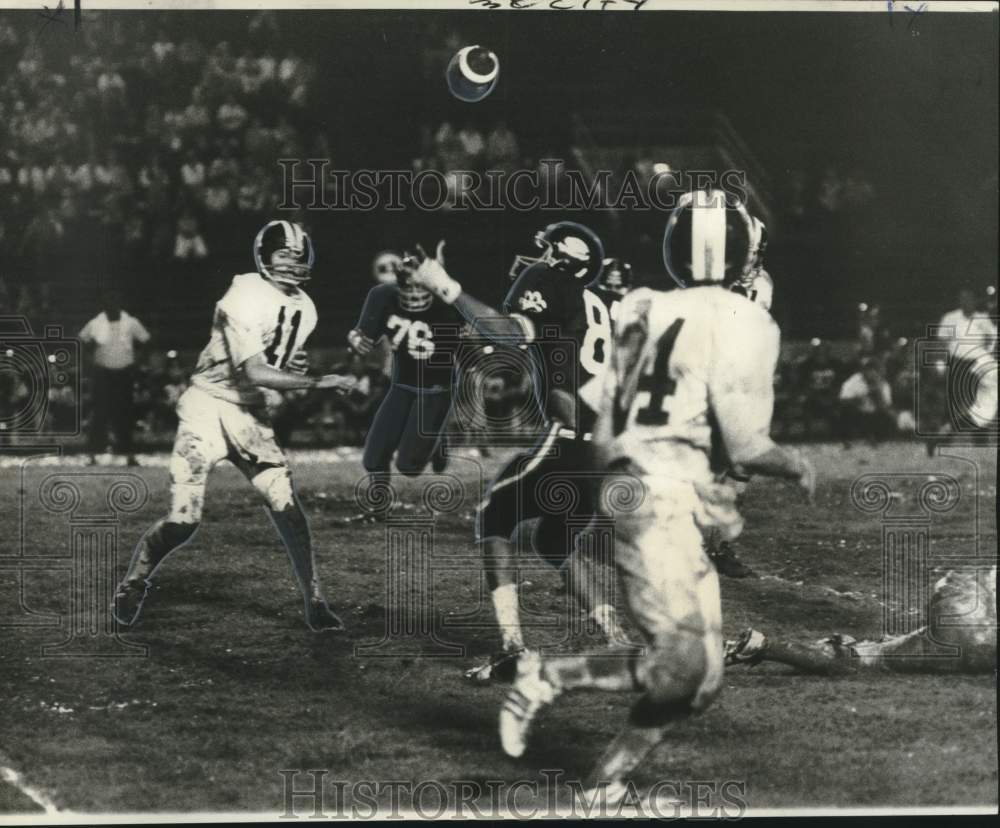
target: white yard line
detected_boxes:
[0,757,62,815]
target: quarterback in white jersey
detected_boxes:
[112,221,354,632]
[498,191,815,802]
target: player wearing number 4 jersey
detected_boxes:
[410,225,632,682]
[112,221,355,632]
[494,192,816,800]
[342,253,464,526]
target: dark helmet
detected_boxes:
[662,190,754,289]
[396,255,433,312]
[254,220,314,287]
[598,258,634,296]
[509,221,605,284]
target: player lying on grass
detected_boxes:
[726,566,996,674]
[410,227,632,681]
[493,191,816,803]
[112,221,355,632]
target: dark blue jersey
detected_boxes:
[355,284,463,391]
[502,263,617,433]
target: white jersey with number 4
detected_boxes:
[191,273,317,407]
[599,285,779,488]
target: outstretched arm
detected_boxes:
[410,241,531,346]
[241,353,355,392]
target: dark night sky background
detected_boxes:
[11,7,998,339]
[306,9,998,336]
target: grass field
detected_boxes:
[1,441,996,816]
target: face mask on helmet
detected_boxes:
[731,269,774,312]
[396,260,432,312]
[534,221,605,282]
[749,217,768,272]
[255,220,314,288]
[662,190,753,289]
[600,258,633,296]
[373,251,402,285]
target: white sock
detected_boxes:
[491,583,524,651]
[590,603,624,642]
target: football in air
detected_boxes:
[446,45,500,102]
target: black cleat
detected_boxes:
[463,648,525,684]
[306,598,346,632]
[724,628,767,667]
[709,541,757,578]
[112,578,150,626]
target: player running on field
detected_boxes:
[495,191,816,802]
[339,251,465,524]
[112,220,354,632]
[411,226,633,681]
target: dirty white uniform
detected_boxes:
[852,566,997,673]
[596,285,779,710]
[169,273,317,523]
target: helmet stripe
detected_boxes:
[691,196,727,283]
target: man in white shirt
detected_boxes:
[78,290,151,465]
[937,288,998,432]
[838,358,895,443]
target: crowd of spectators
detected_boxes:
[0,12,322,303]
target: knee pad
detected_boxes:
[636,634,712,710]
[251,466,295,511]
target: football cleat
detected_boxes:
[463,647,524,685]
[576,780,629,810]
[662,190,754,289]
[708,541,757,579]
[306,598,345,632]
[254,220,314,288]
[724,628,767,666]
[111,578,151,627]
[499,649,560,757]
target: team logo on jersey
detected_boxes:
[519,290,547,312]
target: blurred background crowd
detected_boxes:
[0,10,996,455]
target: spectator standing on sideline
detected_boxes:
[838,357,896,444]
[936,287,997,432]
[78,290,151,465]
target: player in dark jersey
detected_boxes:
[340,254,463,524]
[410,226,630,679]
